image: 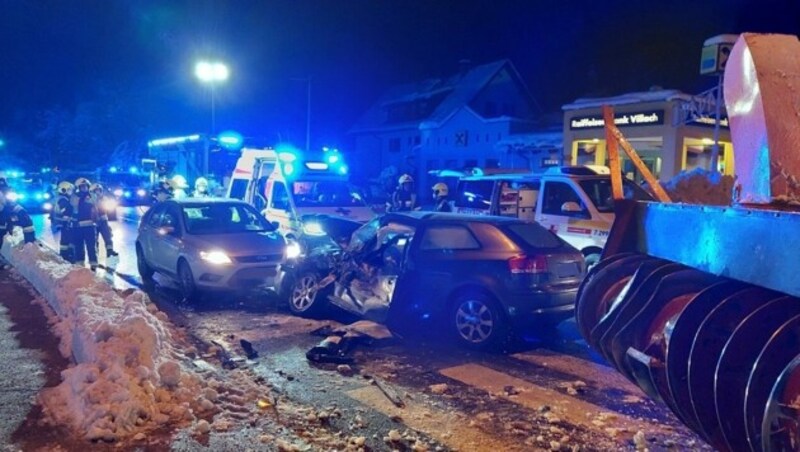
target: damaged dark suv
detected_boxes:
[283,212,585,349]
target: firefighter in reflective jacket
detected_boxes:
[390,174,418,212]
[432,183,452,212]
[54,181,76,262]
[91,183,118,257]
[193,177,210,197]
[71,178,98,270]
[0,191,36,244]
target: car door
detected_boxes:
[140,203,167,262]
[536,180,593,251]
[402,223,482,316]
[264,181,294,236]
[151,204,184,274]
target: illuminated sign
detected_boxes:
[569,110,664,130]
[148,135,201,147]
[689,115,730,129]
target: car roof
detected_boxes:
[167,197,249,206]
[383,211,526,226]
[459,174,540,182]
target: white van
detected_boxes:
[227,148,375,238]
[454,166,653,266]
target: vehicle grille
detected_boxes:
[235,254,283,264]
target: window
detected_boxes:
[455,179,494,210]
[271,182,290,210]
[541,181,587,217]
[147,204,168,228]
[506,224,561,249]
[420,225,480,251]
[578,178,654,213]
[182,203,272,234]
[414,136,421,146]
[389,138,401,153]
[161,205,182,232]
[290,180,365,208]
[228,179,249,200]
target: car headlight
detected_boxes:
[102,199,118,211]
[43,202,53,211]
[43,192,51,200]
[113,188,123,197]
[136,188,147,197]
[286,241,302,259]
[302,222,326,236]
[200,250,233,265]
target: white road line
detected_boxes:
[439,363,665,438]
[510,350,642,393]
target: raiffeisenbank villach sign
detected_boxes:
[569,110,664,130]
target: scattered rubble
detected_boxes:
[428,383,449,395]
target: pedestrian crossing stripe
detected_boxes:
[438,363,663,437]
[510,350,638,391]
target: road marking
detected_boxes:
[439,363,662,437]
[346,385,524,451]
[510,350,641,392]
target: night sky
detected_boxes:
[1,0,798,151]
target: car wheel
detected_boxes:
[177,259,198,302]
[584,252,602,272]
[451,292,507,350]
[288,272,327,317]
[136,244,154,283]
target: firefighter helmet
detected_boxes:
[75,177,91,188]
[57,181,75,195]
[90,183,104,193]
[195,177,208,190]
[432,182,449,197]
[398,174,414,184]
[171,175,189,189]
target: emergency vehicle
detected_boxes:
[227,147,374,238]
[453,166,653,267]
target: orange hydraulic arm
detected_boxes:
[602,105,672,203]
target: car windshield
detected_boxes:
[182,203,274,234]
[291,180,365,208]
[455,180,495,209]
[579,178,654,213]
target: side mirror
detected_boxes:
[561,201,584,213]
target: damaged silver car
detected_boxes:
[283,212,585,349]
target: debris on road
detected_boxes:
[336,364,355,376]
[428,383,449,395]
[366,374,405,408]
[240,338,258,360]
[306,335,355,364]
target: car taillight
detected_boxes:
[508,254,548,274]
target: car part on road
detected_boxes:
[576,34,800,452]
[306,335,355,364]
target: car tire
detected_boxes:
[583,251,602,272]
[450,291,507,350]
[177,259,198,302]
[288,272,327,317]
[136,243,155,283]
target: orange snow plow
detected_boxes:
[575,33,800,451]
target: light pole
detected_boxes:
[195,61,229,134]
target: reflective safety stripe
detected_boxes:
[78,220,94,227]
[59,245,69,250]
[98,215,109,221]
[22,226,34,233]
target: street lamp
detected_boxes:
[194,61,229,134]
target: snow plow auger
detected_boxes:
[576,33,800,452]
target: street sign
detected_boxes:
[700,34,738,75]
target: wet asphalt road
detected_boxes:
[25,207,709,451]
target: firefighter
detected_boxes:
[0,191,36,244]
[71,178,98,270]
[152,180,174,204]
[54,181,76,262]
[390,174,417,212]
[193,177,210,197]
[91,183,118,257]
[171,175,189,199]
[432,183,452,212]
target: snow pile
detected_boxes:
[662,168,735,206]
[1,233,208,441]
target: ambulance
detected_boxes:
[454,166,653,267]
[227,147,374,239]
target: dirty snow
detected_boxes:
[1,232,207,441]
[662,168,735,205]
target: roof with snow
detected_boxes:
[349,60,536,134]
[562,89,694,111]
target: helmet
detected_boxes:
[57,181,74,195]
[90,183,104,193]
[398,174,414,184]
[171,175,188,189]
[156,180,174,194]
[75,177,91,188]
[432,183,449,197]
[195,177,209,189]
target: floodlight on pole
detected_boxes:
[194,60,229,134]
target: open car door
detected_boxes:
[327,223,413,322]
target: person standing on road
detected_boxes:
[71,178,98,270]
[54,181,76,262]
[192,177,210,198]
[91,183,118,258]
[0,191,36,244]
[431,183,452,212]
[390,174,418,212]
